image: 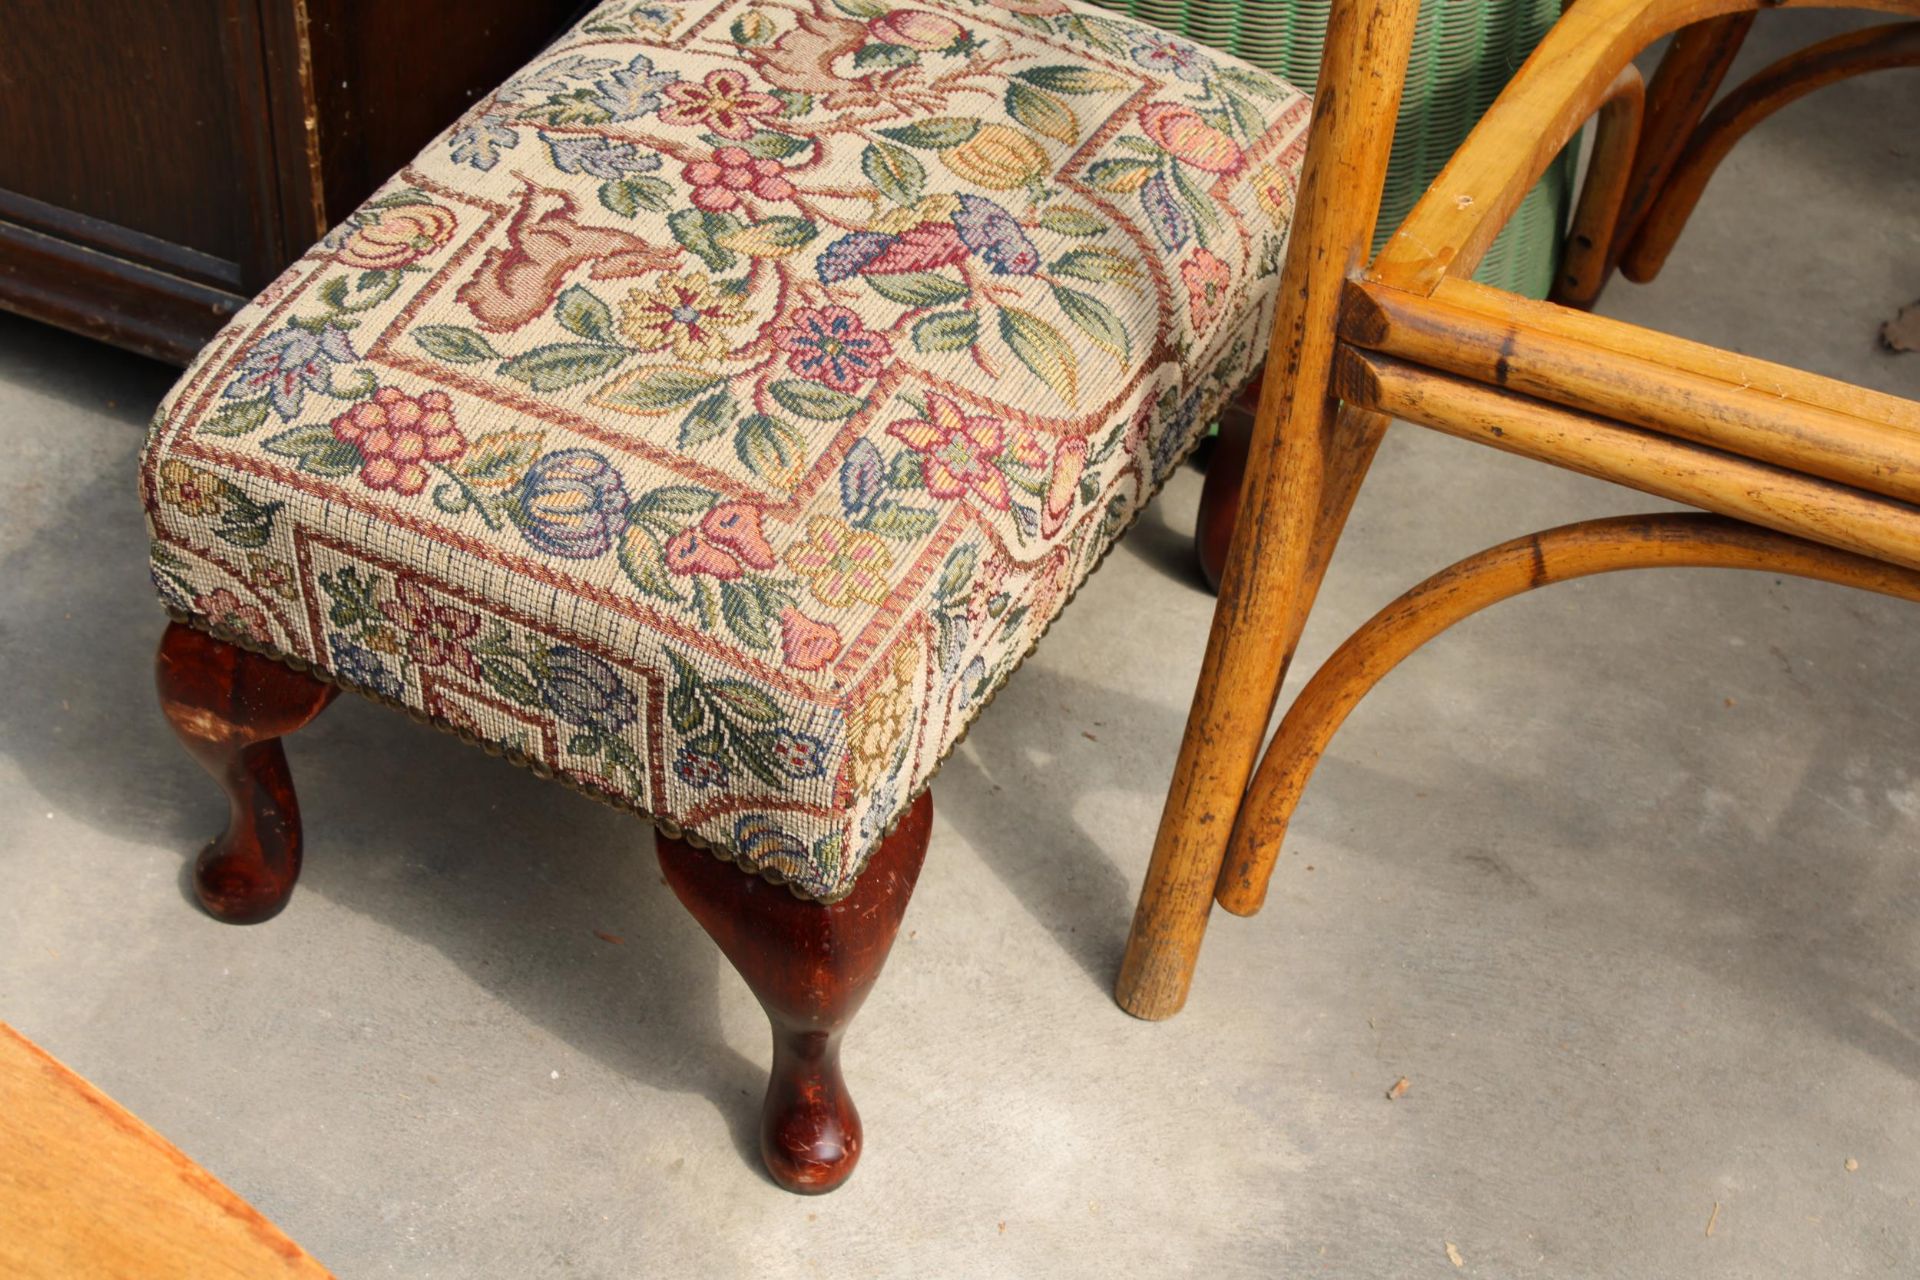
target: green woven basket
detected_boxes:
[1091,0,1572,298]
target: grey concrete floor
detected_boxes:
[2,15,1918,1277]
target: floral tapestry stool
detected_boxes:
[141,0,1308,1192]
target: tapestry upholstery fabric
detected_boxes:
[140,0,1310,901]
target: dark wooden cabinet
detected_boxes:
[0,0,583,364]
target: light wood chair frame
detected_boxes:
[1118,0,1920,1019]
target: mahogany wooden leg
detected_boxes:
[155,622,337,925]
[655,791,931,1194]
[1196,385,1256,594]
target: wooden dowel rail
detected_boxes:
[1340,280,1920,503]
[1335,347,1920,572]
[1213,513,1920,914]
[1433,278,1920,433]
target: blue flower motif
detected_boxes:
[591,53,680,121]
[1131,32,1211,82]
[540,646,638,732]
[514,450,632,559]
[225,324,358,420]
[1140,170,1192,252]
[816,231,894,284]
[329,636,402,699]
[1152,386,1204,482]
[542,134,663,179]
[449,117,520,171]
[951,195,1040,276]
[839,439,886,519]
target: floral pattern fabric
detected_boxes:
[141,0,1310,901]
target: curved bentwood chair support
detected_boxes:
[1120,0,1920,1019]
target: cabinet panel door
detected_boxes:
[0,0,278,289]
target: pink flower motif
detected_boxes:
[886,394,1011,510]
[1180,248,1232,332]
[769,306,893,393]
[682,147,797,212]
[193,588,272,646]
[382,576,483,680]
[778,606,842,671]
[331,387,466,497]
[699,501,777,570]
[664,526,744,579]
[868,11,966,51]
[1041,437,1088,537]
[1140,102,1245,175]
[659,68,783,141]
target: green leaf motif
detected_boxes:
[735,414,803,484]
[599,175,675,217]
[678,391,736,448]
[865,271,968,307]
[854,42,918,70]
[935,544,978,602]
[729,130,814,159]
[1004,81,1078,144]
[912,309,980,353]
[709,680,782,723]
[498,343,628,393]
[1086,156,1158,193]
[554,285,617,343]
[888,450,925,488]
[414,325,500,365]
[715,216,819,258]
[201,398,270,437]
[480,655,542,707]
[719,580,774,650]
[1051,248,1143,288]
[878,117,980,150]
[667,207,742,271]
[861,141,926,206]
[262,424,362,478]
[1037,207,1108,238]
[617,526,683,603]
[862,504,941,539]
[631,484,721,518]
[456,430,545,490]
[595,365,724,412]
[998,307,1078,403]
[213,487,282,549]
[1014,65,1133,94]
[769,379,865,421]
[1051,285,1130,361]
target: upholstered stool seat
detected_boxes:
[141,0,1307,1190]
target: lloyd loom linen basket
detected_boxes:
[1089,0,1572,297]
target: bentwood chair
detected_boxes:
[1117,0,1920,1020]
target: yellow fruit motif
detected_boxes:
[939,126,1050,190]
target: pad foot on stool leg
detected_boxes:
[155,622,337,924]
[656,791,932,1194]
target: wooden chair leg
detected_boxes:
[155,622,338,924]
[1115,0,1421,1021]
[656,791,931,1195]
